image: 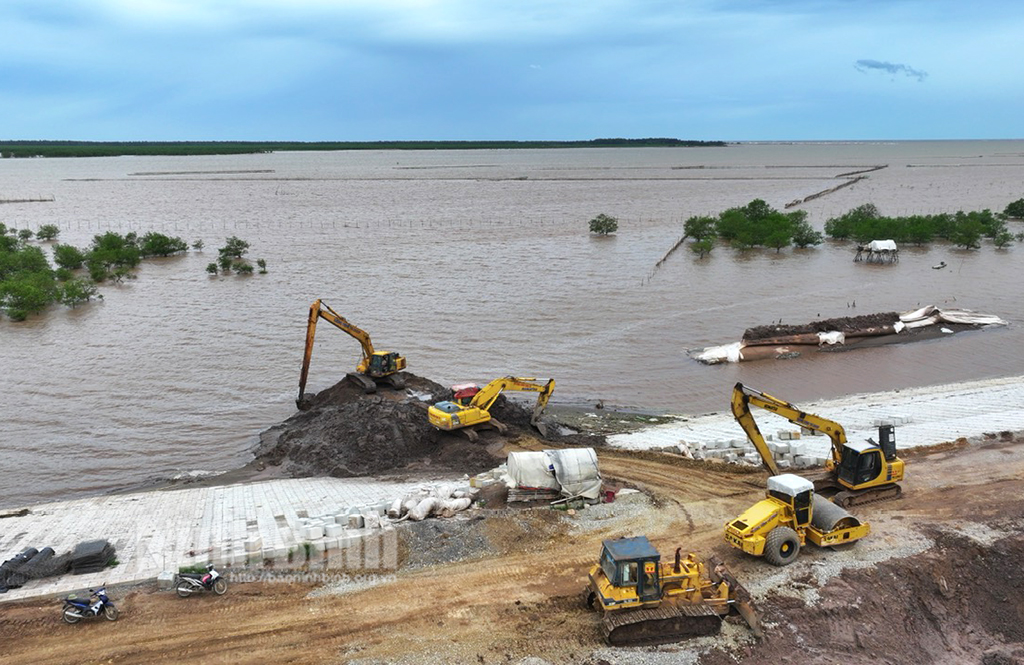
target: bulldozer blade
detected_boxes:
[603,603,721,647]
[709,557,762,638]
[734,597,763,639]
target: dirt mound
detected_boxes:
[707,529,1024,665]
[743,312,901,341]
[252,373,543,478]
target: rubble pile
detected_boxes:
[252,373,541,479]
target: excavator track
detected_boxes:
[346,372,378,394]
[602,603,721,647]
[832,483,902,508]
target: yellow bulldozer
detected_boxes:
[585,536,760,646]
[427,376,554,440]
[724,473,870,566]
[731,382,904,507]
[296,300,407,408]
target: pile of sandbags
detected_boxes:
[69,540,116,575]
[387,484,475,522]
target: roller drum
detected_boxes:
[812,494,861,532]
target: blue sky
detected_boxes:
[2,0,1022,141]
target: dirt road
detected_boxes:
[4,435,1023,665]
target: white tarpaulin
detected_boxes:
[817,331,846,346]
[867,239,898,252]
[900,305,1007,328]
[547,448,602,500]
[506,448,602,499]
[506,451,560,490]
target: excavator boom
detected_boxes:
[732,382,847,471]
[429,376,555,438]
[296,300,405,407]
[469,376,555,428]
[731,382,904,506]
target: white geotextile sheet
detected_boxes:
[547,448,602,500]
[817,331,845,346]
[506,451,560,490]
[691,341,744,364]
[900,305,1007,328]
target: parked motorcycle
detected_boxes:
[175,563,227,597]
[62,585,119,624]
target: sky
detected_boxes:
[2,0,1023,141]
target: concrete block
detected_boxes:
[157,571,176,590]
[303,524,324,540]
[773,443,791,455]
[325,523,345,538]
[312,539,329,552]
[347,514,365,529]
[244,536,263,553]
[730,439,747,448]
[777,459,792,469]
[793,455,811,468]
[319,516,337,526]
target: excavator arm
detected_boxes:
[470,376,556,428]
[296,300,378,407]
[732,382,847,472]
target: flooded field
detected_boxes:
[1,141,1022,506]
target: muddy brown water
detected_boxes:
[1,142,1023,508]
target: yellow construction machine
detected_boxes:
[731,382,904,507]
[585,536,760,646]
[296,300,407,408]
[427,376,554,441]
[725,473,870,566]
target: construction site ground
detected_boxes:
[3,429,1023,665]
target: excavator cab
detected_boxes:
[366,351,403,377]
[837,441,886,487]
[451,383,481,407]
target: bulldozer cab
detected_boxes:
[600,537,662,603]
[767,474,814,527]
[837,440,885,487]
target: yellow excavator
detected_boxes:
[296,300,407,408]
[585,536,761,645]
[427,376,554,441]
[724,473,871,566]
[731,382,904,507]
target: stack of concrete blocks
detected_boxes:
[234,499,399,571]
[686,436,766,466]
[470,464,507,488]
[874,415,913,426]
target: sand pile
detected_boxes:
[253,373,541,479]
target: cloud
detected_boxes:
[855,59,928,82]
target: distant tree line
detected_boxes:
[0,138,726,158]
[680,196,1024,258]
[823,203,1016,249]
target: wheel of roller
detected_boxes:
[764,526,800,566]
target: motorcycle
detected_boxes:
[175,563,227,597]
[62,585,119,624]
